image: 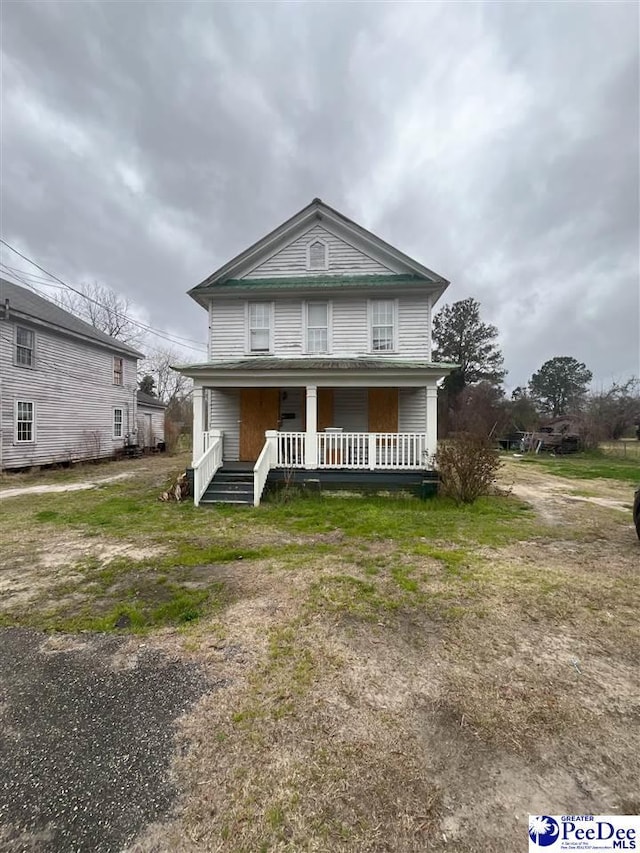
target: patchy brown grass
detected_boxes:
[1,455,639,852]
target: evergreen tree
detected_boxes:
[432,297,506,395]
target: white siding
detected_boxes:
[0,319,137,469]
[210,302,245,358]
[399,388,427,432]
[137,407,165,447]
[398,297,431,359]
[244,225,393,279]
[331,298,369,355]
[280,387,304,431]
[210,389,240,461]
[274,301,303,356]
[208,292,432,360]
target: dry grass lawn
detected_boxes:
[1,453,638,852]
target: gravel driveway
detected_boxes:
[0,628,208,853]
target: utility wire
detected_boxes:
[0,239,207,352]
[0,265,202,364]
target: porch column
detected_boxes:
[192,384,205,464]
[305,384,318,468]
[426,383,438,462]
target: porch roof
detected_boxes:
[176,357,457,387]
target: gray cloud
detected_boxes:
[1,0,638,384]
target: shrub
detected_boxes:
[435,433,501,504]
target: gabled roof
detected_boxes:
[189,198,449,307]
[137,390,167,408]
[1,278,144,358]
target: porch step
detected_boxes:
[200,468,254,506]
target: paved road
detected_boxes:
[0,628,208,853]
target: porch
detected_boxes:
[191,428,435,506]
[184,361,447,506]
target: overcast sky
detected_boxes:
[1,0,638,390]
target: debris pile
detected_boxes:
[159,472,189,502]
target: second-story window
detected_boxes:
[370,300,396,352]
[113,357,123,385]
[248,302,272,353]
[306,302,329,353]
[15,326,34,367]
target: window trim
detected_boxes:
[15,400,36,444]
[368,298,398,354]
[113,356,124,386]
[245,301,274,355]
[306,237,329,271]
[303,300,332,355]
[113,407,124,439]
[14,325,35,369]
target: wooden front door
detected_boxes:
[239,388,280,461]
[318,388,334,431]
[368,388,398,432]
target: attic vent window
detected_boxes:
[308,240,328,270]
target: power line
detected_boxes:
[0,265,203,364]
[0,239,207,353]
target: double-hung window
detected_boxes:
[113,408,123,439]
[370,300,396,352]
[306,302,329,354]
[16,326,34,367]
[16,401,35,443]
[248,302,272,353]
[113,357,123,385]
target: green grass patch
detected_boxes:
[521,451,640,484]
[256,493,534,547]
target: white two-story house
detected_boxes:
[0,279,143,470]
[178,199,455,505]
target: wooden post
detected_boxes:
[426,383,438,463]
[305,385,318,469]
[192,385,204,464]
[265,430,279,466]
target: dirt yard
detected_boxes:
[0,455,638,852]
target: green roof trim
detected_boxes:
[202,274,430,292]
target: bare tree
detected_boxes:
[56,281,144,346]
[138,346,192,404]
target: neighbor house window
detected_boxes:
[113,408,123,438]
[16,401,35,443]
[306,302,329,353]
[370,300,396,352]
[307,240,328,270]
[113,357,123,385]
[248,302,272,353]
[15,326,34,367]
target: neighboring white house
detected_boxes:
[178,198,456,505]
[136,390,166,449]
[0,279,144,470]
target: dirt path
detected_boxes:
[0,472,136,500]
[500,458,635,522]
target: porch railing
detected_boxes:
[193,430,223,507]
[254,434,278,507]
[274,432,427,470]
[276,431,306,468]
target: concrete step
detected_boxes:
[200,497,253,505]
